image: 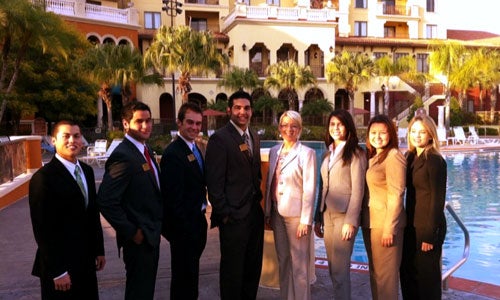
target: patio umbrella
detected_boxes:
[203,109,227,116]
[203,109,227,130]
[353,107,370,115]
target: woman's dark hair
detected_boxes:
[324,109,361,165]
[365,114,399,163]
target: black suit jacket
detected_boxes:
[97,138,163,248]
[405,151,447,244]
[205,123,262,228]
[29,158,104,280]
[160,137,207,240]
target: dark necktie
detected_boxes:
[243,132,253,157]
[192,143,204,172]
[74,165,88,208]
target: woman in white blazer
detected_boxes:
[264,110,317,300]
[313,109,367,300]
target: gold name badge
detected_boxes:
[239,143,249,152]
[142,163,150,171]
[187,154,196,162]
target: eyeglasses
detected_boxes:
[279,124,300,130]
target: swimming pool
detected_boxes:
[261,141,500,286]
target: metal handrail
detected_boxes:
[442,201,470,289]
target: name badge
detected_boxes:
[239,143,249,152]
[142,163,150,171]
[187,154,196,162]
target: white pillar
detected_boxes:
[370,91,376,118]
[437,105,445,128]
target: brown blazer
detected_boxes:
[362,148,407,235]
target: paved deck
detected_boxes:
[0,154,498,299]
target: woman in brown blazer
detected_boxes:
[400,114,447,300]
[362,115,406,300]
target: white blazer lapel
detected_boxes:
[280,142,300,172]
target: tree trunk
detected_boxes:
[349,91,355,117]
[490,87,496,123]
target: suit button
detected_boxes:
[279,192,283,195]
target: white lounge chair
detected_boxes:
[80,139,107,165]
[95,139,123,167]
[450,127,468,145]
[468,126,498,144]
[397,127,407,145]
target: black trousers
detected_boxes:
[169,212,208,300]
[400,226,445,300]
[123,240,160,300]
[218,204,264,300]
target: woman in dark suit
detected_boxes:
[314,109,366,300]
[400,114,447,300]
[362,115,406,300]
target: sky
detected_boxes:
[441,1,500,35]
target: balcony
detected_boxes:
[223,3,338,30]
[40,0,139,26]
[185,0,220,5]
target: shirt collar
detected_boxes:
[55,153,82,174]
[125,133,147,153]
[230,120,250,137]
[178,133,196,149]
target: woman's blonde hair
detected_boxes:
[279,110,302,136]
[407,114,441,157]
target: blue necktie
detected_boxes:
[192,144,203,172]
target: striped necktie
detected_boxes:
[74,165,88,207]
[243,132,253,157]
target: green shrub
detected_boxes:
[149,134,172,155]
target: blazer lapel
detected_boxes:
[178,139,204,178]
[280,142,300,171]
[51,158,87,209]
[227,123,253,162]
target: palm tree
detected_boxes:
[218,66,260,93]
[463,48,500,122]
[78,43,163,131]
[325,51,375,116]
[0,0,84,123]
[253,95,283,125]
[429,41,466,128]
[264,60,316,111]
[375,54,426,115]
[144,25,228,102]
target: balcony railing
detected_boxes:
[185,0,220,5]
[41,0,139,26]
[383,4,409,15]
[224,3,337,28]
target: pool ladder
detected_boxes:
[442,201,470,290]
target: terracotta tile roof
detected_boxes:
[447,29,500,41]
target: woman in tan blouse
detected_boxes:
[362,115,406,300]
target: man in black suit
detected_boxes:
[205,90,264,300]
[29,120,105,300]
[160,102,207,300]
[97,101,162,300]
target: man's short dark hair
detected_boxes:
[52,120,78,137]
[228,90,252,108]
[121,101,152,122]
[178,102,203,122]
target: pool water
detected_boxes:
[261,141,500,286]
